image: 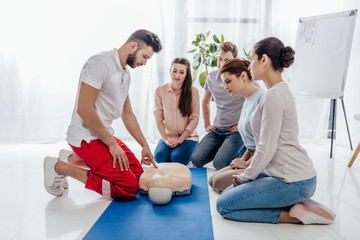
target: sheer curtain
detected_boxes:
[0,0,265,143]
[271,0,360,148]
[186,0,268,136]
[0,0,172,143]
[2,0,359,146]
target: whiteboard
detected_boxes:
[289,10,357,99]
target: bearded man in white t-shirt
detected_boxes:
[43,29,162,200]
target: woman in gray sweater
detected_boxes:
[216,37,335,224]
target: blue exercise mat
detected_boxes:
[84,168,214,240]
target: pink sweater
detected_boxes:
[154,83,200,141]
[238,82,316,183]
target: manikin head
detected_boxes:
[148,171,173,205]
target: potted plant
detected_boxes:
[187,31,224,88]
[188,31,251,88]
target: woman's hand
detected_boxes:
[230,157,248,169]
[232,174,241,187]
[167,137,183,148]
[164,137,176,148]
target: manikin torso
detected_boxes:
[139,163,192,204]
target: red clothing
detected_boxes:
[70,137,144,201]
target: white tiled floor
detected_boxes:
[1,141,360,240]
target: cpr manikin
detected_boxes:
[139,163,192,205]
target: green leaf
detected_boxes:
[209,44,217,53]
[221,34,224,43]
[200,48,205,53]
[192,56,201,70]
[193,52,201,60]
[192,40,199,46]
[206,31,211,38]
[192,67,199,82]
[187,49,196,53]
[199,71,208,88]
[211,58,218,67]
[213,34,220,43]
[206,57,212,66]
[200,33,205,40]
[242,48,251,59]
[206,49,210,55]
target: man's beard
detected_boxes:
[126,51,138,68]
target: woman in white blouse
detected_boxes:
[216,37,335,224]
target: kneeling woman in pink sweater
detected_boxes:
[153,58,200,165]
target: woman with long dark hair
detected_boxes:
[216,37,336,224]
[153,58,200,165]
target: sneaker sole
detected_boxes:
[43,156,64,197]
[290,199,335,224]
[60,177,69,189]
[302,199,336,219]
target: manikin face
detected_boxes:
[217,50,235,72]
[221,71,246,97]
[170,63,187,86]
[248,52,263,81]
[127,45,155,68]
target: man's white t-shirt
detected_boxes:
[66,49,131,147]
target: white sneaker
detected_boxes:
[59,149,73,162]
[60,178,69,189]
[44,156,65,197]
[58,149,73,189]
[289,199,336,224]
[186,161,196,168]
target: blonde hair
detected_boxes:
[219,41,238,58]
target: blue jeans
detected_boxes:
[216,174,317,223]
[191,129,245,170]
[154,139,198,165]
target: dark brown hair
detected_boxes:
[219,58,252,80]
[219,41,238,58]
[126,29,162,53]
[253,37,295,72]
[172,58,193,117]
